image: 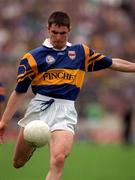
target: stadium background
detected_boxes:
[0,0,135,143]
[0,0,135,179]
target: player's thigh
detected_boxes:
[49,130,74,158]
[13,127,34,160]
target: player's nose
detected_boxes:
[55,35,62,40]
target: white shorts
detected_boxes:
[18,94,78,134]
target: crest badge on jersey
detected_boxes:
[68,50,76,60]
[46,55,56,64]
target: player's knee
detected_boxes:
[52,154,66,168]
[13,159,26,169]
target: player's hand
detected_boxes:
[0,121,8,143]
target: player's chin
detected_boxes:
[54,42,65,49]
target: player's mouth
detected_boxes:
[53,41,66,49]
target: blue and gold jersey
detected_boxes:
[0,83,5,102]
[15,39,112,100]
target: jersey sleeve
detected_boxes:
[82,45,112,72]
[0,83,5,102]
[15,53,38,93]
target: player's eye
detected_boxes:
[52,30,67,35]
[59,32,67,35]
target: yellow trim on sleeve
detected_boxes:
[82,44,90,72]
[88,55,105,67]
[17,72,35,82]
[23,53,38,74]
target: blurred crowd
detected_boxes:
[0,0,135,121]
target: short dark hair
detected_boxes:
[48,11,70,29]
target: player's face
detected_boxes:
[48,24,70,49]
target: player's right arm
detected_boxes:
[0,91,26,141]
[0,53,37,142]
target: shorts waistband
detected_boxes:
[34,94,75,105]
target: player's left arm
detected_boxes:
[110,58,135,72]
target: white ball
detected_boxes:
[23,120,51,148]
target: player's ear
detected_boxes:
[68,26,71,32]
[47,25,51,34]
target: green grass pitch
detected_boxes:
[1,142,135,180]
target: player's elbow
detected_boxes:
[13,159,25,169]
